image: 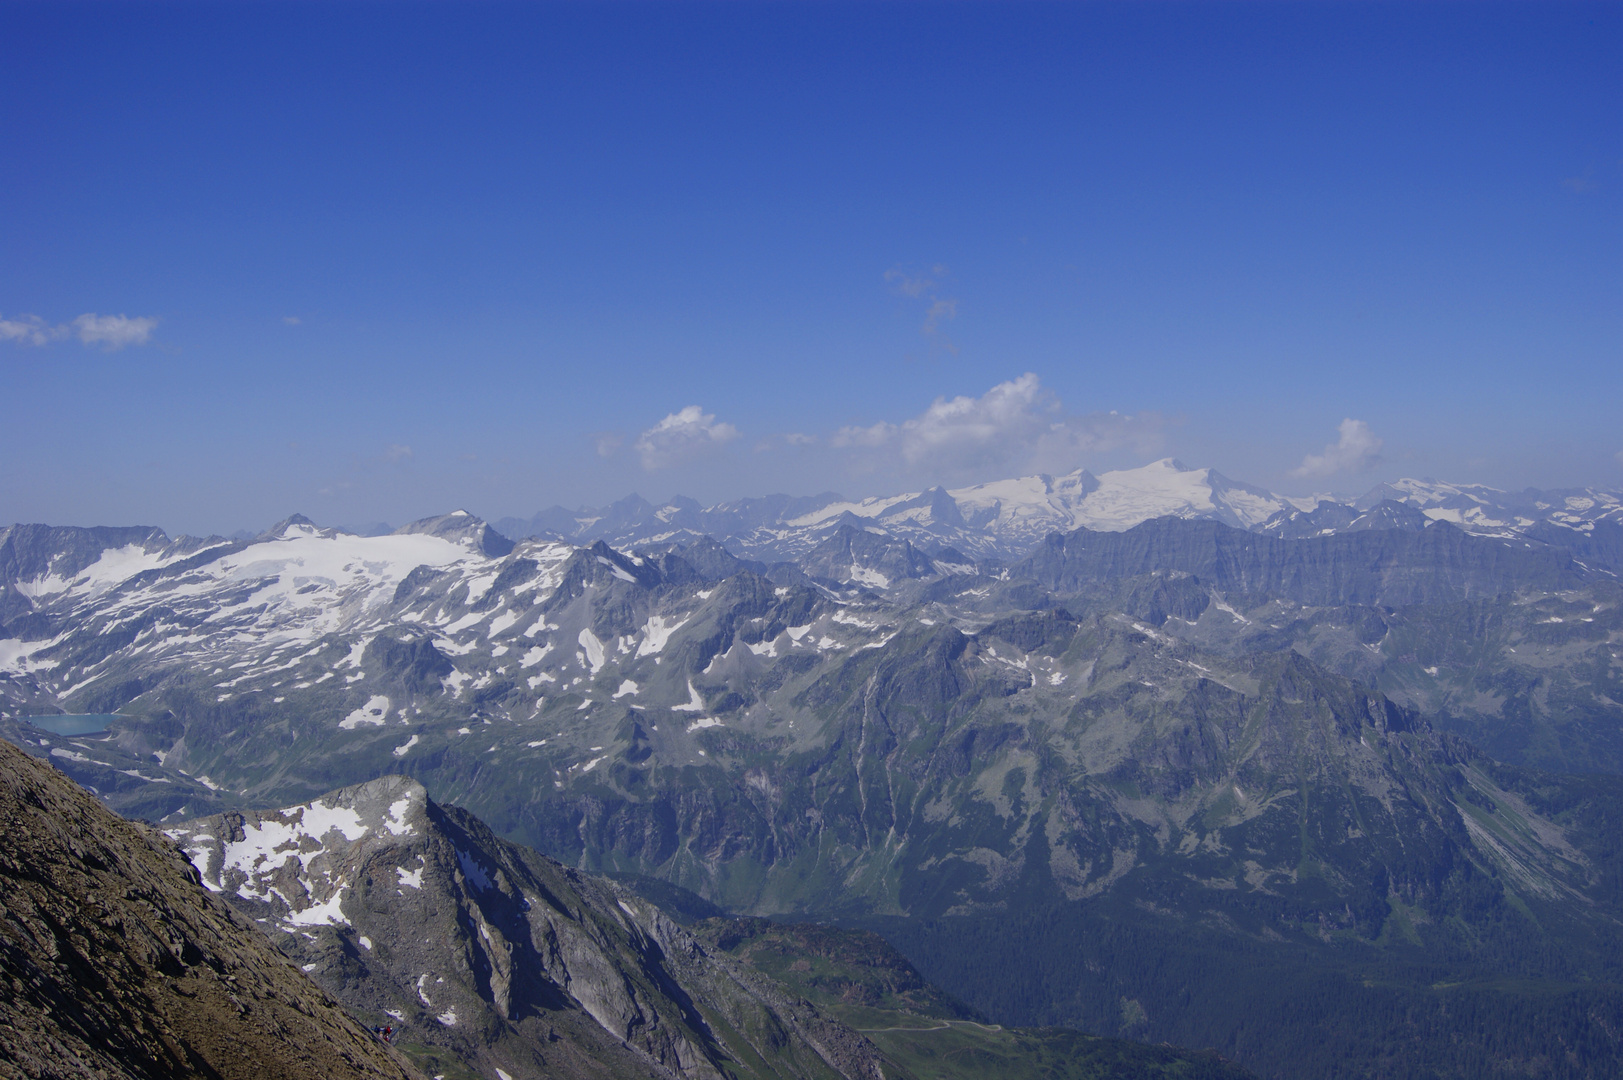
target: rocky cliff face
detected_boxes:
[1018,517,1590,607]
[165,776,889,1080]
[0,736,424,1080]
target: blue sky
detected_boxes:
[2,1,1618,535]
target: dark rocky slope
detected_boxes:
[0,736,424,1080]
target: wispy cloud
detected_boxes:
[752,432,818,453]
[282,315,302,326]
[883,264,946,299]
[1,312,159,351]
[0,315,65,346]
[72,313,158,350]
[1562,169,1597,194]
[383,443,413,463]
[886,264,958,353]
[922,298,957,337]
[634,406,740,469]
[832,373,1163,476]
[1291,418,1383,478]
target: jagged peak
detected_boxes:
[258,513,332,540]
[169,775,432,886]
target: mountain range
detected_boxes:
[4,458,1623,1078]
[488,459,1623,561]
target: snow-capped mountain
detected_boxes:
[497,461,1622,561]
[5,463,1617,717]
[497,459,1312,561]
[1354,479,1623,534]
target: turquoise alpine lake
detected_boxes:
[22,714,121,736]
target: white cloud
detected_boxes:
[0,315,66,345]
[634,406,740,469]
[71,313,158,350]
[383,444,413,462]
[832,373,1163,476]
[1291,418,1383,478]
[282,315,302,326]
[829,421,896,450]
[1,312,158,351]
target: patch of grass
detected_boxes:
[394,1041,485,1080]
[860,1021,1250,1080]
[702,917,1252,1079]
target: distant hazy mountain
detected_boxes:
[1356,477,1623,534]
[495,459,1623,561]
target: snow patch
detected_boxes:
[597,555,636,583]
[340,695,391,729]
[457,848,493,890]
[287,889,349,928]
[636,614,686,657]
[849,564,890,589]
[384,797,415,835]
[671,679,707,713]
[578,628,606,674]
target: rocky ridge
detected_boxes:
[165,776,890,1080]
[0,735,425,1080]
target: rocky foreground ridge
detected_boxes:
[1,740,1253,1080]
[0,736,425,1080]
